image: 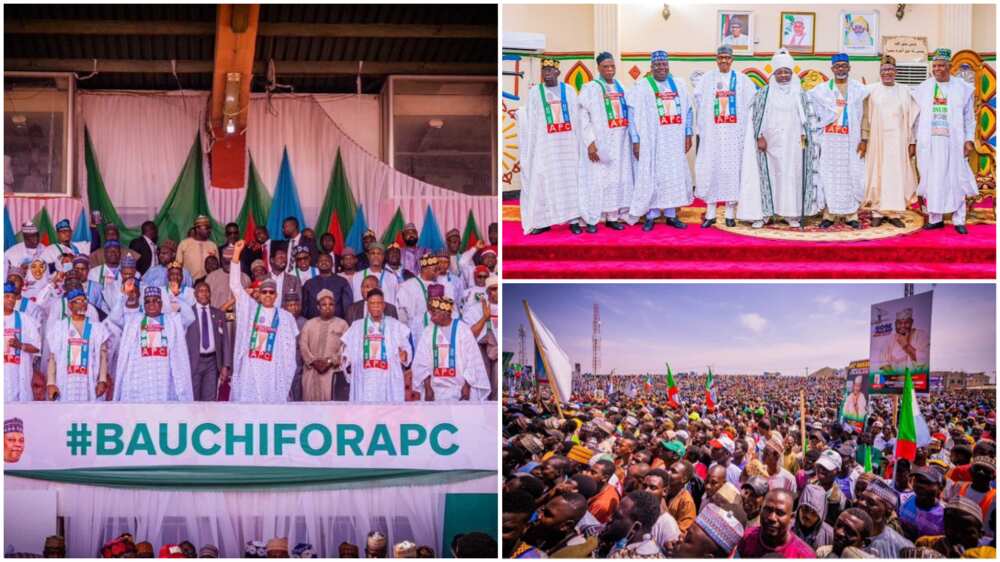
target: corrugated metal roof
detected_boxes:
[5,4,496,93]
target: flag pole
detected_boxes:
[523,300,564,419]
[800,389,806,453]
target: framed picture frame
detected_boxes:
[718,10,754,55]
[779,11,816,54]
[839,10,880,56]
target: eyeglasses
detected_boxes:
[258,289,277,295]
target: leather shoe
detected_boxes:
[605,220,625,231]
[871,217,883,227]
[585,224,598,234]
[725,218,736,227]
[529,226,551,235]
[665,217,687,229]
[642,219,655,232]
[888,217,906,228]
[701,218,717,228]
[846,220,861,230]
[923,221,944,230]
[569,223,582,235]
[819,219,834,229]
[955,225,968,235]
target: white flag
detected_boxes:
[525,301,573,403]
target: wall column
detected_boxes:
[593,4,620,62]
[940,4,973,51]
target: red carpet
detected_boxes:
[503,202,996,279]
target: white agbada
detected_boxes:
[46,315,110,402]
[4,310,40,402]
[913,77,978,215]
[519,82,582,233]
[40,241,85,266]
[412,319,490,402]
[12,295,45,325]
[340,314,412,403]
[5,242,47,274]
[810,78,869,215]
[627,74,694,220]
[112,311,193,402]
[88,264,123,314]
[229,265,299,403]
[461,298,497,345]
[694,69,757,204]
[397,276,453,346]
[352,267,399,306]
[737,58,817,222]
[577,76,635,224]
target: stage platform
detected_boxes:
[502,200,996,279]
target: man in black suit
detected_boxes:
[344,274,398,324]
[128,221,159,275]
[186,280,232,401]
[303,253,353,320]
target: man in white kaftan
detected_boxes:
[577,51,634,232]
[340,288,413,403]
[519,58,584,235]
[111,286,193,402]
[914,48,978,235]
[4,281,41,402]
[694,46,758,228]
[412,296,490,402]
[736,49,821,228]
[45,288,111,402]
[396,254,445,347]
[860,54,920,228]
[811,53,869,229]
[5,221,47,274]
[462,276,499,400]
[229,241,300,403]
[40,219,86,267]
[627,50,693,231]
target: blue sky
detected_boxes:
[503,283,996,376]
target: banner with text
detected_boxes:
[3,403,496,472]
[868,291,933,395]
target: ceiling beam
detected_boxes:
[210,4,259,128]
[5,58,496,76]
[6,19,495,39]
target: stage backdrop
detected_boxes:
[6,90,494,242]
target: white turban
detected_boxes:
[771,48,795,71]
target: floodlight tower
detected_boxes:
[904,283,914,297]
[593,303,601,375]
[517,325,527,366]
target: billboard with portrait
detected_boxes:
[868,291,933,394]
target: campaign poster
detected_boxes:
[868,292,932,394]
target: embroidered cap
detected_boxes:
[144,286,162,299]
[20,221,38,234]
[651,50,669,62]
[55,219,72,231]
[832,53,850,64]
[696,503,744,554]
[4,417,24,433]
[429,296,455,313]
[932,48,952,62]
[541,58,560,69]
[717,45,734,56]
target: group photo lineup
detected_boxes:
[501,3,997,279]
[502,282,996,559]
[3,3,499,558]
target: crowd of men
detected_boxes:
[4,213,499,403]
[519,46,979,235]
[502,373,996,558]
[27,530,497,558]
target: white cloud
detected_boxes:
[816,295,849,315]
[739,312,768,333]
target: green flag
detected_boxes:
[152,134,224,245]
[84,127,140,245]
[235,156,272,243]
[31,207,57,246]
[863,444,873,473]
[381,207,406,246]
[461,209,482,250]
[314,148,357,251]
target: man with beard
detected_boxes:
[45,287,111,401]
[503,490,543,558]
[860,54,919,228]
[338,247,361,286]
[384,243,409,283]
[398,223,423,276]
[41,219,85,268]
[812,54,868,229]
[737,489,817,557]
[578,52,633,233]
[815,508,875,558]
[627,50,693,231]
[412,295,489,402]
[4,281,41,402]
[353,243,398,306]
[914,49,978,235]
[664,460,697,536]
[736,49,821,228]
[880,308,930,371]
[856,478,914,557]
[519,58,583,235]
[302,253,352,320]
[598,490,660,557]
[694,46,757,227]
[672,503,745,557]
[4,417,25,463]
[6,221,46,273]
[519,492,590,556]
[397,255,444,347]
[289,245,317,285]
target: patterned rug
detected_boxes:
[714,209,925,242]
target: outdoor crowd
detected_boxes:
[502,374,996,558]
[3,214,499,403]
[27,530,497,558]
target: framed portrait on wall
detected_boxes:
[779,11,816,54]
[718,10,754,55]
[840,10,879,55]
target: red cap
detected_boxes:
[708,439,724,449]
[159,545,185,558]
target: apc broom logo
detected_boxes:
[65,421,459,458]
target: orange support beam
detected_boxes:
[210,4,259,188]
